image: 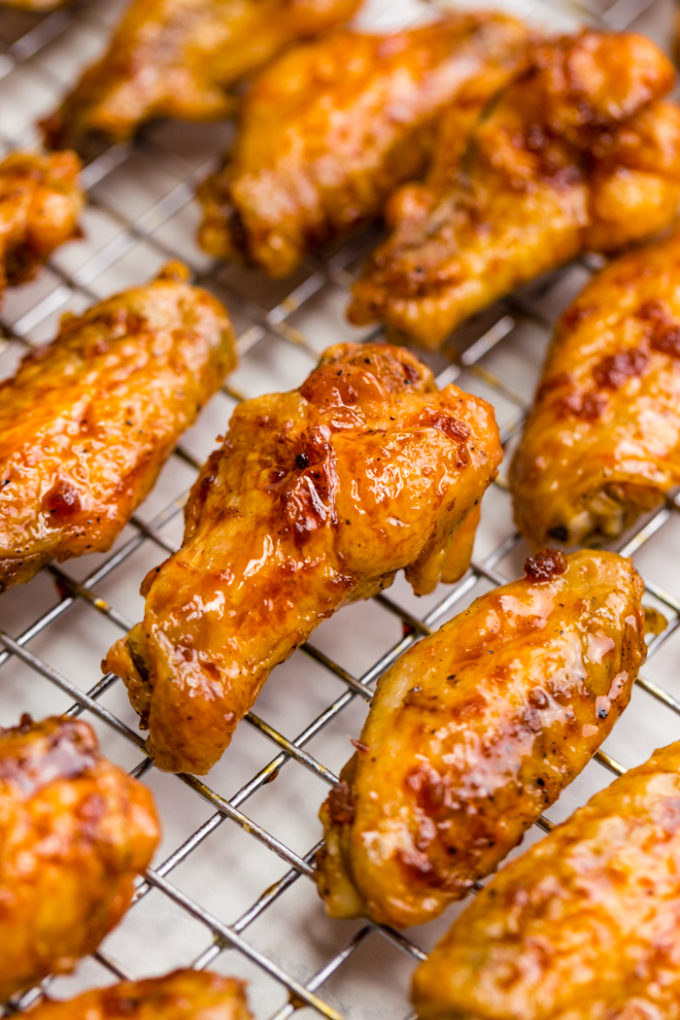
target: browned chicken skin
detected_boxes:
[41,0,361,152]
[349,31,680,350]
[0,715,159,1001]
[0,1,64,9]
[315,549,646,929]
[196,13,530,278]
[104,342,502,775]
[0,150,82,296]
[412,739,680,1020]
[25,970,252,1019]
[511,231,680,549]
[0,262,235,591]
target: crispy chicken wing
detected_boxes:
[196,13,530,278]
[25,970,251,1019]
[1,1,64,9]
[0,262,235,592]
[315,549,646,929]
[0,714,159,1001]
[0,150,82,297]
[104,342,502,774]
[511,232,680,549]
[412,739,680,1020]
[41,0,361,152]
[348,31,680,350]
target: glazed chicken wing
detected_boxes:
[25,970,251,1019]
[412,739,680,1020]
[0,150,82,298]
[41,0,361,152]
[1,1,65,9]
[0,715,159,1001]
[0,262,235,591]
[197,13,529,278]
[511,231,680,549]
[315,549,646,929]
[349,31,680,350]
[104,342,502,775]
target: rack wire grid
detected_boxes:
[0,0,678,1016]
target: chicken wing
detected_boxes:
[104,342,502,775]
[0,1,65,9]
[25,970,251,1019]
[196,13,530,278]
[0,714,159,1001]
[0,261,235,592]
[40,0,361,152]
[315,548,645,929]
[511,231,680,549]
[0,150,82,297]
[348,30,680,350]
[412,738,680,1020]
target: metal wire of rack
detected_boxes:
[0,0,679,1016]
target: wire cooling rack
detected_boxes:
[0,0,679,1016]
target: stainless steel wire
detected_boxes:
[0,0,676,1017]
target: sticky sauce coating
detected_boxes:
[197,12,529,276]
[0,262,235,590]
[104,342,501,774]
[348,31,680,348]
[0,715,159,1000]
[24,970,251,1020]
[315,550,646,928]
[511,230,680,548]
[413,739,680,1020]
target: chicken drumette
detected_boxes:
[511,231,680,549]
[104,342,502,775]
[413,739,680,1020]
[316,549,646,929]
[0,262,235,591]
[41,0,361,152]
[0,150,82,298]
[0,715,159,1001]
[197,12,529,277]
[349,30,680,349]
[25,970,251,1019]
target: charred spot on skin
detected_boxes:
[327,780,355,826]
[555,389,606,422]
[405,764,446,814]
[42,480,81,519]
[638,299,680,359]
[524,548,566,583]
[295,452,309,470]
[592,347,649,390]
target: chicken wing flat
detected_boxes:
[1,1,64,9]
[0,714,159,1001]
[0,262,235,592]
[41,0,361,152]
[104,342,502,774]
[196,13,530,278]
[315,548,645,929]
[511,232,680,549]
[25,970,251,1019]
[412,739,680,1020]
[0,150,82,296]
[348,31,680,350]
